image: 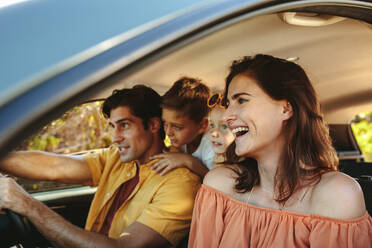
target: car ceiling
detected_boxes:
[95,12,372,125]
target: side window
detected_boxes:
[351,111,372,162]
[14,101,112,193]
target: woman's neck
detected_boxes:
[255,143,285,193]
[257,162,277,193]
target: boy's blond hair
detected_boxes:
[162,77,210,123]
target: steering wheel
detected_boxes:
[5,209,35,248]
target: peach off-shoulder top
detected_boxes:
[188,185,372,248]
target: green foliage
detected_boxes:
[351,111,372,161]
[14,101,113,192]
[17,101,112,154]
[28,135,60,151]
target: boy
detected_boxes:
[151,77,215,177]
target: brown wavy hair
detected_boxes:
[223,54,338,203]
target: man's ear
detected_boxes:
[282,101,293,121]
[198,117,209,134]
[148,117,162,134]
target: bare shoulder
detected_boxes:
[203,165,238,195]
[311,171,366,219]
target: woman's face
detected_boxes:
[208,107,235,155]
[224,74,292,158]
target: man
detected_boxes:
[0,85,200,248]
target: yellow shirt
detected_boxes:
[83,146,200,245]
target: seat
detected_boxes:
[329,124,372,215]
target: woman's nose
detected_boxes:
[223,105,237,125]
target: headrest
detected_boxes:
[329,124,360,153]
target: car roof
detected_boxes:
[1,0,371,158]
[0,0,206,106]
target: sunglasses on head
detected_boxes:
[207,92,226,109]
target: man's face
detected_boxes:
[109,106,154,164]
[162,108,205,148]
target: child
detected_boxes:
[207,92,235,165]
[151,77,214,177]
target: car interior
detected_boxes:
[1,1,371,247]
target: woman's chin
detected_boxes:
[234,148,245,157]
[235,146,251,158]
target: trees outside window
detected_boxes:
[351,111,372,162]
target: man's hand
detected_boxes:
[0,173,30,215]
[0,174,171,248]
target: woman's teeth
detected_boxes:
[231,127,249,137]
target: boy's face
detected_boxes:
[162,108,207,148]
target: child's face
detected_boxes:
[208,108,235,155]
[162,108,206,148]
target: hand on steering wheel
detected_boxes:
[6,207,35,248]
[0,173,36,248]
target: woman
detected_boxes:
[207,92,235,165]
[188,54,371,247]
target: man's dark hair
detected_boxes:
[102,85,165,139]
[161,77,210,123]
